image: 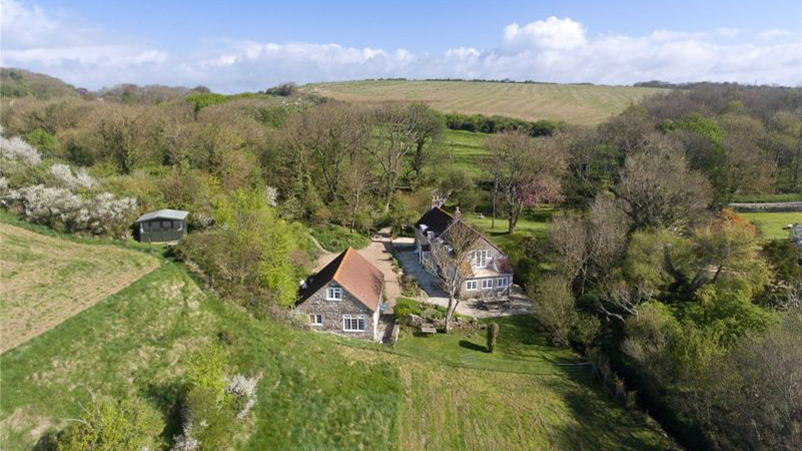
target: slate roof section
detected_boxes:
[135,209,189,222]
[414,206,454,237]
[300,247,384,312]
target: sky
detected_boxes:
[1,0,800,92]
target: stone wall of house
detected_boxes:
[460,276,513,298]
[297,281,379,341]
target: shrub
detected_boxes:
[177,188,305,308]
[530,275,577,347]
[186,345,228,400]
[0,134,41,166]
[55,395,164,451]
[1,184,138,237]
[487,322,499,353]
[173,347,262,451]
[394,298,423,319]
[48,163,96,189]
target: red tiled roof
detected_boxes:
[300,247,384,311]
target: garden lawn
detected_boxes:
[740,211,801,241]
[339,316,678,450]
[464,207,557,251]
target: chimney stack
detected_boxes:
[454,206,462,220]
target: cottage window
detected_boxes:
[326,287,342,301]
[343,314,366,331]
[471,250,489,268]
[481,279,493,290]
[310,314,323,326]
[497,277,510,288]
[466,280,478,291]
[174,220,183,231]
[162,220,172,229]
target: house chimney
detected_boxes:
[454,206,462,220]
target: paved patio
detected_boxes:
[392,245,531,318]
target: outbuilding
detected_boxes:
[135,209,189,243]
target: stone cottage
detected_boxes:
[414,206,514,298]
[297,247,385,341]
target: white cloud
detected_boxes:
[757,29,793,40]
[1,1,799,92]
[0,0,168,86]
[501,17,587,51]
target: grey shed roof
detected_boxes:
[135,209,189,223]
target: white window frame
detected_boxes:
[465,280,478,291]
[471,250,490,268]
[497,277,510,288]
[481,278,494,290]
[343,314,366,332]
[326,287,342,301]
[310,314,323,326]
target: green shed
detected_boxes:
[135,209,189,243]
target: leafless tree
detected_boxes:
[615,135,712,231]
[368,103,441,211]
[284,103,371,203]
[429,220,480,333]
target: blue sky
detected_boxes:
[2,0,800,91]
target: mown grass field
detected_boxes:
[0,220,160,352]
[0,220,674,451]
[740,211,802,241]
[442,129,490,177]
[305,80,666,125]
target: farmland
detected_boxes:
[304,80,666,125]
[0,219,160,352]
[0,220,674,451]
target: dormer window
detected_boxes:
[326,287,342,301]
[470,250,490,268]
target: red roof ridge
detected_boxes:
[332,246,352,282]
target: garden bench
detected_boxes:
[420,324,437,335]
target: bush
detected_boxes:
[173,347,262,451]
[530,275,576,347]
[55,395,164,451]
[1,184,138,237]
[487,322,499,353]
[394,298,424,319]
[176,188,306,308]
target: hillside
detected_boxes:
[304,80,667,125]
[0,218,676,451]
[0,68,80,99]
[0,220,160,352]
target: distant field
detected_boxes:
[0,222,159,352]
[740,211,802,241]
[305,80,666,125]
